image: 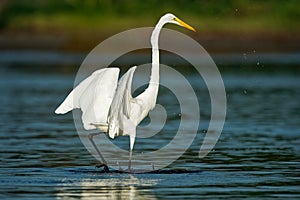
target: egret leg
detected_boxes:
[128,150,132,173]
[88,132,109,173]
[128,132,136,173]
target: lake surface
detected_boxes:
[0,60,299,199]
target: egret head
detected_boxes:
[162,13,196,32]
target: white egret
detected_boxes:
[55,13,196,172]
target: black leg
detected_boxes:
[88,132,109,173]
[128,150,132,173]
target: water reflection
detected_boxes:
[56,175,159,200]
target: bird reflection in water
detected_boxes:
[55,175,159,199]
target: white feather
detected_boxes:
[55,13,195,153]
[55,68,119,130]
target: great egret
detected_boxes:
[55,13,196,172]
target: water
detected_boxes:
[0,64,299,199]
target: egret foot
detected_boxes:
[96,163,110,173]
[124,167,133,173]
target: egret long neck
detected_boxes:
[150,21,164,85]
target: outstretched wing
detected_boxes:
[108,66,137,139]
[55,68,120,130]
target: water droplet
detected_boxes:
[253,50,256,53]
[243,90,247,94]
[235,8,238,12]
[257,61,260,66]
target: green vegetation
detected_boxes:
[0,0,299,53]
[1,0,300,34]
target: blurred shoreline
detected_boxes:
[0,0,299,73]
[0,30,299,53]
[1,1,300,54]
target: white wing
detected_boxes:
[108,66,137,139]
[55,68,120,130]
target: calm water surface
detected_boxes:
[0,66,299,199]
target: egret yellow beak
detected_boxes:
[174,17,196,32]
